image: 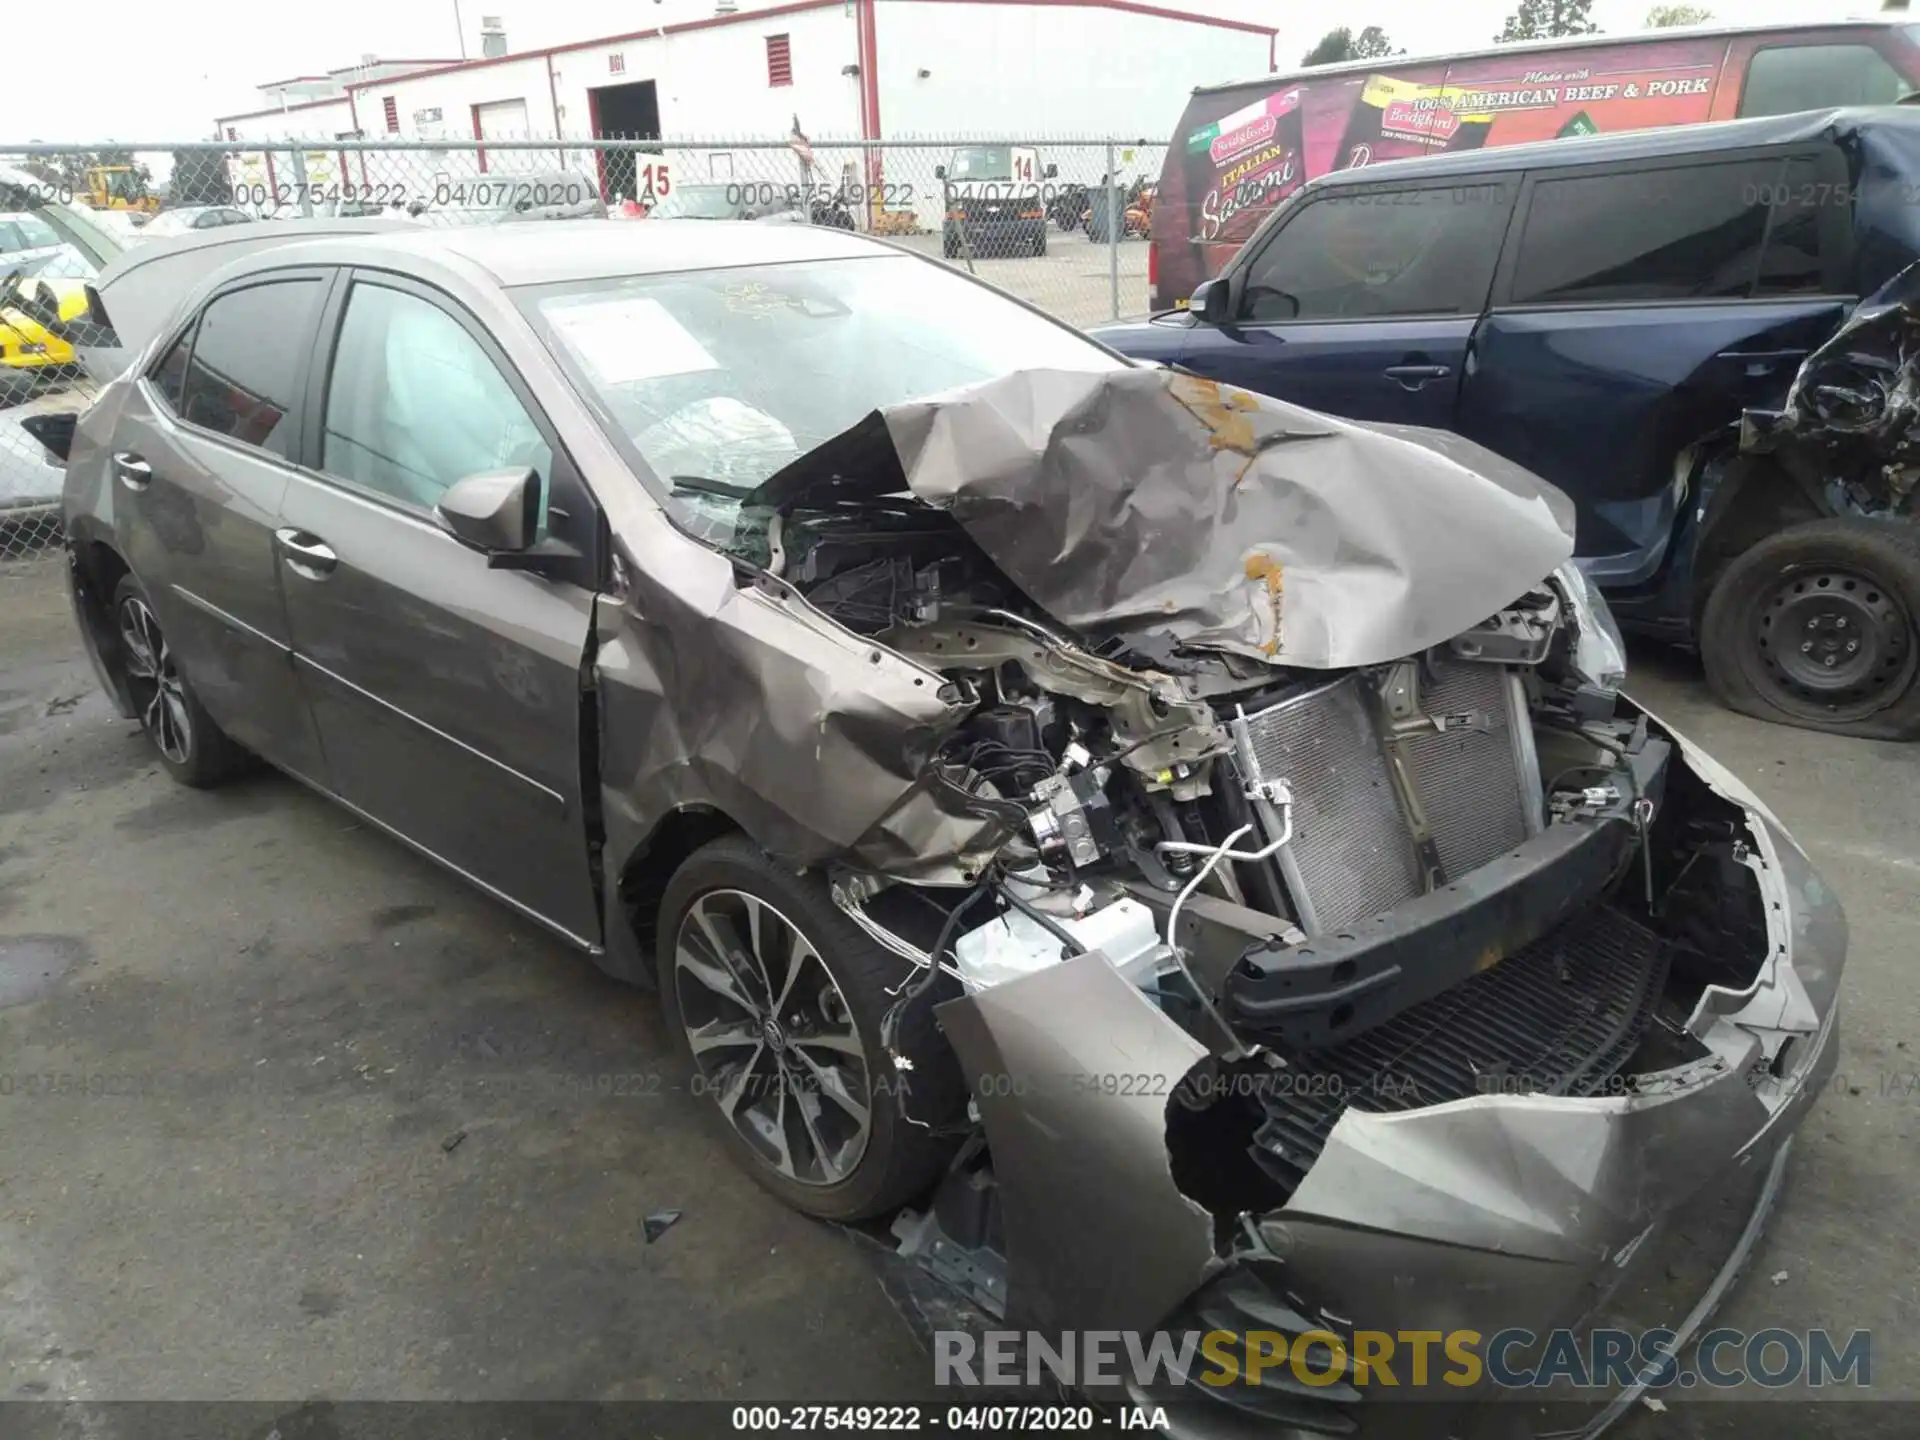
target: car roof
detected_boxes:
[1195,19,1904,96]
[290,218,895,285]
[1304,106,1916,190]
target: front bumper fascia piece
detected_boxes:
[935,723,1844,1434]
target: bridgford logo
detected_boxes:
[1209,113,1277,166]
[1382,99,1463,142]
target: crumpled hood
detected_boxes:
[752,366,1576,669]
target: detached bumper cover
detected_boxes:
[937,719,1843,1430]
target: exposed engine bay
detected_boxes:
[772,486,1661,1066]
[711,363,1784,1132]
[665,366,1841,1433]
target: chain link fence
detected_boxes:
[1,134,1165,575]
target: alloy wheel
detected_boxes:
[1753,566,1917,722]
[674,889,872,1186]
[118,595,192,765]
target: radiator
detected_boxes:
[1228,660,1540,934]
[1398,656,1538,881]
[1230,674,1424,936]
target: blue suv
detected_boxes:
[1094,107,1920,739]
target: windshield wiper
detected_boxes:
[671,474,757,499]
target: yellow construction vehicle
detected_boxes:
[83,165,158,216]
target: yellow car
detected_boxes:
[1,186,125,405]
[1,275,90,403]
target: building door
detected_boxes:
[587,80,661,202]
[474,97,532,172]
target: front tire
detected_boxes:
[112,574,252,786]
[658,836,958,1220]
[1699,516,1920,739]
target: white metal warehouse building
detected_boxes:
[214,0,1275,178]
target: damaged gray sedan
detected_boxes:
[45,221,1842,1432]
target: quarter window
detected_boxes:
[321,282,551,513]
[1740,44,1907,118]
[1509,161,1779,306]
[1238,185,1511,323]
[177,280,322,453]
[1754,157,1827,299]
[148,321,195,413]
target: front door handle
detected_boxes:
[113,452,151,491]
[1383,363,1452,389]
[274,527,338,580]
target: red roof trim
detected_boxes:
[342,0,1273,93]
[328,57,464,71]
[900,0,1272,36]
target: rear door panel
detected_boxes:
[113,277,331,780]
[1457,299,1848,573]
[1458,146,1854,585]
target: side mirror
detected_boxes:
[1190,278,1231,326]
[437,467,539,555]
[934,165,947,180]
[1044,163,1058,178]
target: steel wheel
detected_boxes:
[674,889,872,1187]
[1752,565,1916,722]
[117,594,192,765]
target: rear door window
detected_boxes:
[1739,44,1907,117]
[177,279,324,456]
[1507,160,1781,305]
[1238,183,1512,322]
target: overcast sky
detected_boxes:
[21,0,1884,141]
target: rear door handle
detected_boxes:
[113,452,151,490]
[274,527,338,580]
[1716,347,1810,376]
[1383,363,1451,388]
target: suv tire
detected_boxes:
[1699,516,1920,739]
